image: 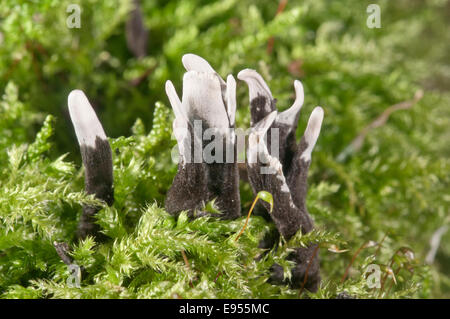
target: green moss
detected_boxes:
[0,0,449,298]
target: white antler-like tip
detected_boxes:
[226,74,237,127]
[68,89,107,148]
[226,74,236,87]
[237,68,273,100]
[293,80,304,105]
[300,106,324,162]
[182,53,215,73]
[165,80,188,123]
[276,80,305,127]
[236,68,252,81]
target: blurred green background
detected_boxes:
[0,0,449,297]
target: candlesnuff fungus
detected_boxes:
[125,0,148,59]
[68,90,114,240]
[165,54,240,219]
[239,69,324,292]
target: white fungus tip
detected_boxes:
[293,80,304,106]
[300,106,324,162]
[226,74,237,127]
[277,80,305,126]
[237,69,273,98]
[226,74,236,88]
[236,68,255,81]
[182,53,216,73]
[165,80,188,123]
[68,90,107,148]
[182,70,229,130]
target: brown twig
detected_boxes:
[369,234,388,294]
[379,247,413,296]
[214,271,223,283]
[181,250,195,288]
[181,250,191,270]
[341,243,365,283]
[386,266,402,295]
[215,194,262,282]
[299,244,320,297]
[337,90,424,162]
[378,259,395,298]
[341,240,377,283]
[266,0,288,54]
[129,65,156,86]
[374,233,388,257]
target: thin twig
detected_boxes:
[341,241,377,283]
[379,247,411,297]
[341,243,363,283]
[181,250,191,271]
[374,233,388,257]
[181,250,195,288]
[387,266,402,295]
[378,259,395,298]
[129,65,156,86]
[337,90,424,162]
[298,244,320,297]
[214,271,223,283]
[266,0,288,54]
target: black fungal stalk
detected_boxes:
[125,0,149,58]
[53,241,74,266]
[239,69,324,292]
[68,90,114,241]
[165,54,240,220]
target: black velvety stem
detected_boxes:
[205,136,240,220]
[247,158,320,292]
[286,137,311,211]
[166,129,241,220]
[53,242,74,266]
[165,162,207,217]
[165,125,208,217]
[245,110,321,292]
[77,136,114,241]
[247,163,313,240]
[206,162,241,219]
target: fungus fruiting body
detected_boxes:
[68,90,114,240]
[165,54,240,220]
[62,55,325,293]
[240,69,324,292]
